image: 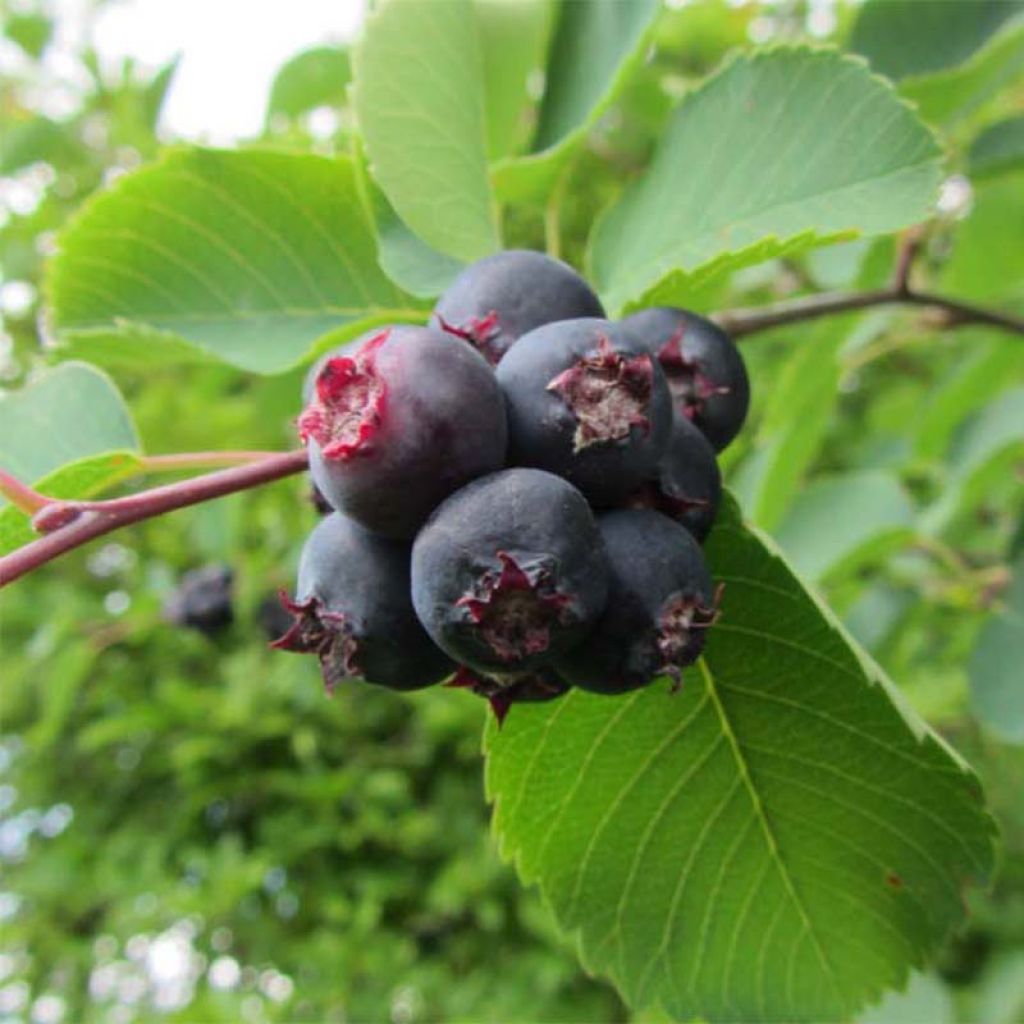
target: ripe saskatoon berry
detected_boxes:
[555,509,718,694]
[163,564,234,635]
[411,468,609,675]
[495,319,672,506]
[628,412,722,543]
[299,325,507,539]
[430,250,605,365]
[622,307,750,452]
[447,665,569,725]
[273,512,454,692]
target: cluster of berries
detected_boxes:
[274,251,749,722]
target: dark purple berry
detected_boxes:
[273,512,454,692]
[163,564,234,635]
[411,469,609,675]
[628,413,722,543]
[495,319,672,506]
[555,509,718,694]
[621,307,750,452]
[299,325,507,539]
[430,250,605,365]
[447,665,570,725]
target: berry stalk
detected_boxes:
[0,449,309,588]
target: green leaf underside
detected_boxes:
[969,114,1024,178]
[475,0,554,162]
[848,0,1022,81]
[774,471,916,583]
[899,20,1024,127]
[969,558,1024,745]
[491,0,660,204]
[588,47,944,314]
[739,320,849,532]
[0,362,141,555]
[47,149,415,373]
[533,0,660,150]
[485,494,994,1023]
[266,46,351,122]
[352,0,499,263]
[364,172,466,299]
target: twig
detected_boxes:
[716,226,1024,339]
[0,469,50,515]
[0,449,309,588]
[716,285,1024,339]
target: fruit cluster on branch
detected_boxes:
[279,250,750,722]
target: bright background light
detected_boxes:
[56,0,365,141]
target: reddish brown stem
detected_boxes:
[0,449,308,588]
[716,287,1024,339]
[0,469,50,515]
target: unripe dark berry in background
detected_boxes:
[430,249,605,365]
[496,319,672,506]
[447,665,570,725]
[621,307,750,453]
[628,413,722,543]
[411,468,609,675]
[555,509,717,694]
[273,512,454,692]
[163,564,234,635]
[299,325,507,539]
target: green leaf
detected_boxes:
[0,362,141,555]
[773,471,916,583]
[970,115,1024,179]
[735,319,849,532]
[492,0,660,203]
[847,0,1022,81]
[899,21,1024,126]
[475,0,554,161]
[922,387,1024,535]
[969,558,1024,745]
[375,199,466,299]
[485,493,994,1023]
[912,333,1024,461]
[47,148,417,373]
[588,48,944,314]
[942,174,1024,307]
[1,115,81,175]
[4,11,53,58]
[857,971,956,1023]
[352,0,499,262]
[265,46,351,123]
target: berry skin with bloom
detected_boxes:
[496,318,672,506]
[628,412,722,543]
[299,325,507,539]
[431,249,605,365]
[555,509,718,694]
[622,307,750,452]
[273,512,454,692]
[411,468,609,675]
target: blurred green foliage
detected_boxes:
[1,1,1023,1021]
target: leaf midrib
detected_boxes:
[698,657,847,1010]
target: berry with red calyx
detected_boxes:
[555,509,718,695]
[495,319,672,505]
[430,250,605,365]
[299,325,507,539]
[621,307,750,452]
[272,512,454,692]
[628,412,722,543]
[446,665,569,725]
[411,469,609,675]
